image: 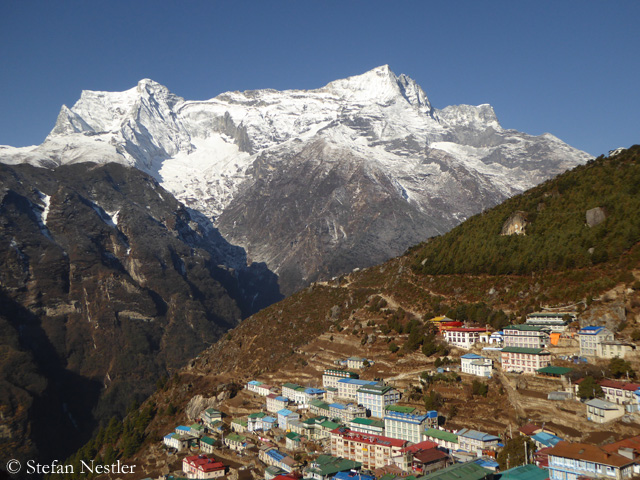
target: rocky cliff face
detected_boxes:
[0,66,592,294]
[0,162,280,463]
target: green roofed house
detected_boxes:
[417,460,493,480]
[497,464,549,480]
[503,325,550,349]
[202,407,222,427]
[386,405,416,414]
[501,347,551,374]
[199,435,216,454]
[536,366,573,378]
[422,428,459,451]
[285,431,303,451]
[225,433,247,451]
[318,420,342,439]
[265,465,288,480]
[231,417,248,433]
[304,454,362,480]
[350,417,385,436]
[310,399,331,416]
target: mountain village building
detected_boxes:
[182,454,226,479]
[503,325,550,349]
[356,383,401,418]
[322,369,359,389]
[330,427,409,469]
[443,327,488,349]
[384,405,438,443]
[501,347,551,374]
[422,428,459,451]
[460,353,493,377]
[336,378,379,401]
[547,441,636,480]
[578,326,615,357]
[457,428,500,454]
[585,398,625,423]
[526,312,575,332]
[267,394,291,413]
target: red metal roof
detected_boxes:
[184,454,225,472]
[331,428,408,448]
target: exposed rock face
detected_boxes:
[0,162,280,464]
[501,211,528,235]
[579,300,626,332]
[586,207,607,227]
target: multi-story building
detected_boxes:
[182,454,226,479]
[267,394,290,413]
[349,417,385,436]
[323,369,359,389]
[277,409,300,430]
[585,398,625,423]
[578,326,615,357]
[422,428,459,451]
[304,454,362,480]
[329,402,367,423]
[503,325,550,349]
[460,354,493,378]
[356,384,401,418]
[330,427,408,470]
[598,341,637,359]
[501,347,551,374]
[347,357,371,369]
[246,380,264,394]
[526,312,575,332]
[384,405,437,444]
[309,399,332,417]
[457,428,499,454]
[443,327,488,349]
[282,383,304,403]
[202,408,222,428]
[547,441,635,480]
[336,378,379,401]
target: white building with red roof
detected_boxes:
[182,454,227,479]
[443,327,488,349]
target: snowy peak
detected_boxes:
[323,65,431,111]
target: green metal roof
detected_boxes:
[226,433,246,443]
[286,432,301,440]
[499,464,549,480]
[200,436,215,446]
[306,455,361,476]
[417,461,492,480]
[320,420,341,430]
[423,428,458,443]
[248,412,266,419]
[385,405,416,414]
[537,366,573,376]
[232,417,248,426]
[503,324,545,331]
[351,417,384,428]
[501,347,547,355]
[283,382,302,389]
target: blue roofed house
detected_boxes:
[278,409,300,430]
[457,428,500,454]
[578,326,614,357]
[176,425,192,436]
[336,378,379,401]
[261,415,278,431]
[333,471,376,480]
[267,394,291,413]
[460,354,493,378]
[531,432,563,450]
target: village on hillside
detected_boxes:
[150,311,640,480]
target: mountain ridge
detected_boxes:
[0,66,592,293]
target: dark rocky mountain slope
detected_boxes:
[0,162,280,464]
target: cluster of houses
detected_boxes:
[157,312,639,480]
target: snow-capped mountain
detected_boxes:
[0,65,592,294]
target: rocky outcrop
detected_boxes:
[586,207,607,227]
[501,211,528,235]
[579,299,626,331]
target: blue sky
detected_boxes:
[1,1,638,156]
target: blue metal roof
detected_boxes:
[275,396,289,402]
[330,403,346,410]
[337,378,378,386]
[461,353,483,359]
[305,387,326,394]
[263,416,277,423]
[278,409,293,416]
[531,432,562,447]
